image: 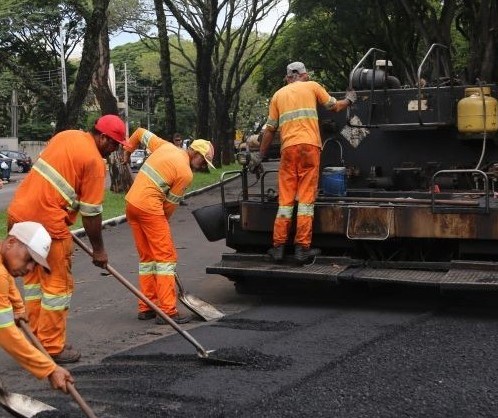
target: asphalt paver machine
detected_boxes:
[195,44,498,292]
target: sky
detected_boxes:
[108,1,289,49]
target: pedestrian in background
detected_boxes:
[173,132,183,148]
[251,62,355,264]
[123,128,215,325]
[7,114,127,364]
[0,221,73,392]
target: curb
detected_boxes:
[72,172,242,238]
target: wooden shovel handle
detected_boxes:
[18,320,98,418]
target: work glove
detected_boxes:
[345,88,357,105]
[247,152,263,174]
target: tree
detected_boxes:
[210,0,290,164]
[153,0,176,136]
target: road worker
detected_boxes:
[0,222,73,392]
[250,62,356,264]
[123,128,215,325]
[7,114,127,364]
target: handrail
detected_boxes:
[431,169,489,213]
[416,43,450,126]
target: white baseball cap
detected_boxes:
[287,62,307,76]
[9,222,51,271]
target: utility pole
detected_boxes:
[10,89,18,138]
[60,26,68,104]
[124,63,129,137]
[146,87,151,130]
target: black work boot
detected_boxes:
[294,245,321,264]
[267,245,284,262]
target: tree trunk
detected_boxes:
[56,0,111,132]
[154,0,176,137]
[92,19,133,193]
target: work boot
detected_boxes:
[51,347,81,364]
[267,245,284,262]
[294,245,321,264]
[155,313,192,325]
[137,310,156,320]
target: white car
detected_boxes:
[130,149,147,170]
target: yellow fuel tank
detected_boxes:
[457,87,498,133]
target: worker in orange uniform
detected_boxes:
[251,62,356,264]
[7,114,127,364]
[123,128,215,324]
[0,221,73,392]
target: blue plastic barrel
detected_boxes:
[321,167,346,196]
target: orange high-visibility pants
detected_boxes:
[126,202,178,316]
[273,144,320,248]
[23,238,74,355]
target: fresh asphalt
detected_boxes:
[1,164,498,417]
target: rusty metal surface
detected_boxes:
[241,199,498,240]
[347,206,394,240]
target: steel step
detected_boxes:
[207,253,498,290]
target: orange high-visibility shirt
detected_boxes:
[0,256,56,379]
[125,128,193,217]
[8,130,106,239]
[265,80,336,151]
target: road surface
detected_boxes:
[1,166,497,418]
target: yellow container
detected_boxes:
[457,87,498,133]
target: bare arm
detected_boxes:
[259,129,275,159]
[82,214,108,268]
[332,99,352,112]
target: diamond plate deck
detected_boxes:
[207,253,498,290]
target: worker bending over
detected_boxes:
[0,222,73,391]
[7,115,127,364]
[124,128,215,324]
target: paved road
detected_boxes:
[0,172,26,210]
[2,165,498,418]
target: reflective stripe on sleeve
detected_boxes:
[140,130,154,148]
[0,307,14,328]
[265,118,278,129]
[165,191,182,205]
[79,201,103,216]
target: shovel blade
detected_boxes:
[179,292,225,321]
[0,389,56,418]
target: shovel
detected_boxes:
[175,273,225,321]
[0,382,56,418]
[72,234,243,366]
[18,320,98,418]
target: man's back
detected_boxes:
[8,130,105,238]
[269,81,331,150]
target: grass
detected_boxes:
[0,162,242,237]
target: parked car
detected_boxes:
[0,153,13,181]
[130,149,147,170]
[1,150,32,173]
